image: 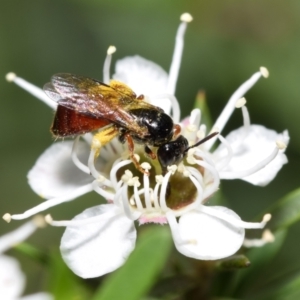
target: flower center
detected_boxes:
[116,148,198,212]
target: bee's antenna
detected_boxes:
[184,132,219,153]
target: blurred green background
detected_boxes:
[1,0,300,298]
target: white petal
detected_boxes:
[28,141,92,198]
[113,56,171,112]
[60,204,136,278]
[214,125,289,186]
[21,292,54,300]
[174,207,245,260]
[0,255,25,299]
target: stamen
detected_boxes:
[88,148,103,179]
[159,171,173,212]
[167,13,193,95]
[153,181,161,210]
[5,72,57,109]
[45,209,120,227]
[121,184,137,220]
[133,184,144,211]
[189,109,201,128]
[241,106,250,131]
[92,180,114,200]
[151,94,180,123]
[207,69,267,150]
[215,134,233,171]
[8,184,93,220]
[0,217,44,253]
[193,152,220,199]
[219,145,281,180]
[197,206,271,229]
[110,159,132,188]
[243,229,275,247]
[143,170,152,210]
[71,137,90,174]
[103,45,116,84]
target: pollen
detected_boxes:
[107,45,117,55]
[187,124,197,132]
[32,215,47,228]
[235,97,247,108]
[121,170,133,182]
[141,162,151,171]
[167,165,177,174]
[3,213,11,223]
[262,213,272,223]
[5,72,16,82]
[262,229,275,243]
[180,13,193,23]
[260,67,269,78]
[276,140,287,150]
[155,175,164,184]
[45,214,53,224]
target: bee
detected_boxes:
[44,73,181,174]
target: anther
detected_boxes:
[180,13,193,23]
[97,175,106,183]
[92,138,102,149]
[3,213,11,223]
[235,97,247,108]
[167,165,177,174]
[32,215,47,228]
[141,162,151,171]
[155,175,164,184]
[128,176,140,187]
[260,67,269,78]
[107,45,116,55]
[187,124,197,132]
[121,170,133,183]
[262,229,275,243]
[196,130,205,140]
[276,140,287,150]
[45,214,53,224]
[262,213,272,223]
[5,72,17,82]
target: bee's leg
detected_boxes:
[144,145,156,160]
[124,133,150,175]
[92,125,119,157]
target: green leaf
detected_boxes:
[253,270,300,300]
[14,242,48,264]
[193,90,213,130]
[92,226,172,300]
[267,188,300,231]
[232,229,287,296]
[269,271,300,300]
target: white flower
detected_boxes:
[5,12,287,278]
[0,217,53,300]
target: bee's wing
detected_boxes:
[45,73,149,135]
[44,82,63,102]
